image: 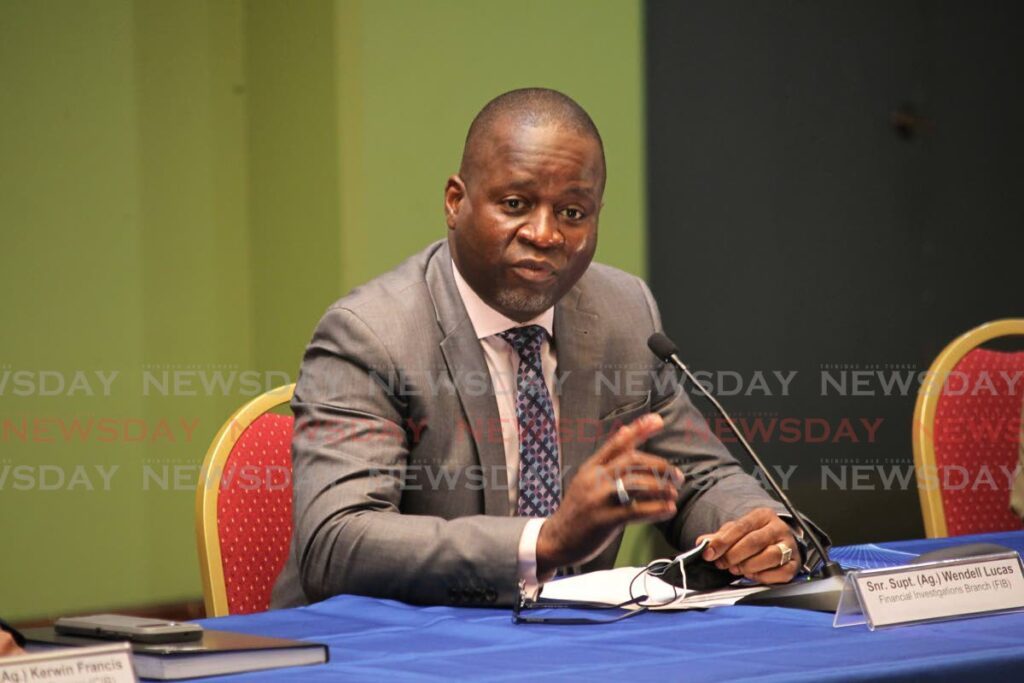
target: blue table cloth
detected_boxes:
[195,531,1024,682]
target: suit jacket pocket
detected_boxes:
[598,392,652,424]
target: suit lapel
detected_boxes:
[426,243,510,517]
[425,242,604,513]
[553,285,601,486]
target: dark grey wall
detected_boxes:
[645,1,1024,544]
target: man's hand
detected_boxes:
[0,630,23,658]
[537,414,684,578]
[697,507,801,584]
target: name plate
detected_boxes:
[0,642,136,683]
[835,551,1024,630]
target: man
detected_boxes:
[271,88,819,609]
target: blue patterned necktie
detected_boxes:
[499,325,561,517]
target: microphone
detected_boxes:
[647,332,846,612]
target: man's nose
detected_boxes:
[519,207,563,248]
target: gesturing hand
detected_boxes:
[536,414,684,578]
[697,507,801,584]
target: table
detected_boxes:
[195,531,1024,681]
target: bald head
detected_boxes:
[459,88,606,190]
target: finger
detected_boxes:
[734,542,791,577]
[615,472,681,503]
[595,413,664,465]
[605,452,684,487]
[702,519,750,563]
[602,460,682,507]
[617,498,678,524]
[720,515,795,570]
[701,508,775,562]
[0,633,22,657]
[719,524,776,570]
[748,559,800,585]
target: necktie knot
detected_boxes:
[498,325,548,358]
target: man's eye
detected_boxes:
[562,207,585,220]
[503,198,526,211]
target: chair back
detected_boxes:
[913,321,1024,537]
[195,384,295,616]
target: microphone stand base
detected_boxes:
[735,575,847,613]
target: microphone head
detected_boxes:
[647,333,679,361]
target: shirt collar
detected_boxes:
[451,259,554,340]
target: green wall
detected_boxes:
[0,0,646,622]
[332,0,647,290]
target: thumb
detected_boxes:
[697,533,723,561]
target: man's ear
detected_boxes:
[444,174,466,230]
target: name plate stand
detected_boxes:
[834,551,1024,630]
[0,642,137,682]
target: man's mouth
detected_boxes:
[510,259,557,283]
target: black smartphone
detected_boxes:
[54,614,203,644]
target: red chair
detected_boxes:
[913,321,1024,537]
[195,384,295,616]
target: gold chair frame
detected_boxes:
[913,320,1024,538]
[195,383,295,617]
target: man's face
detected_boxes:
[445,120,604,323]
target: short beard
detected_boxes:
[495,287,556,319]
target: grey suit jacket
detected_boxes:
[271,240,790,608]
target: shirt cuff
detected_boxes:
[517,517,547,593]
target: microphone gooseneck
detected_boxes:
[646,333,842,580]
